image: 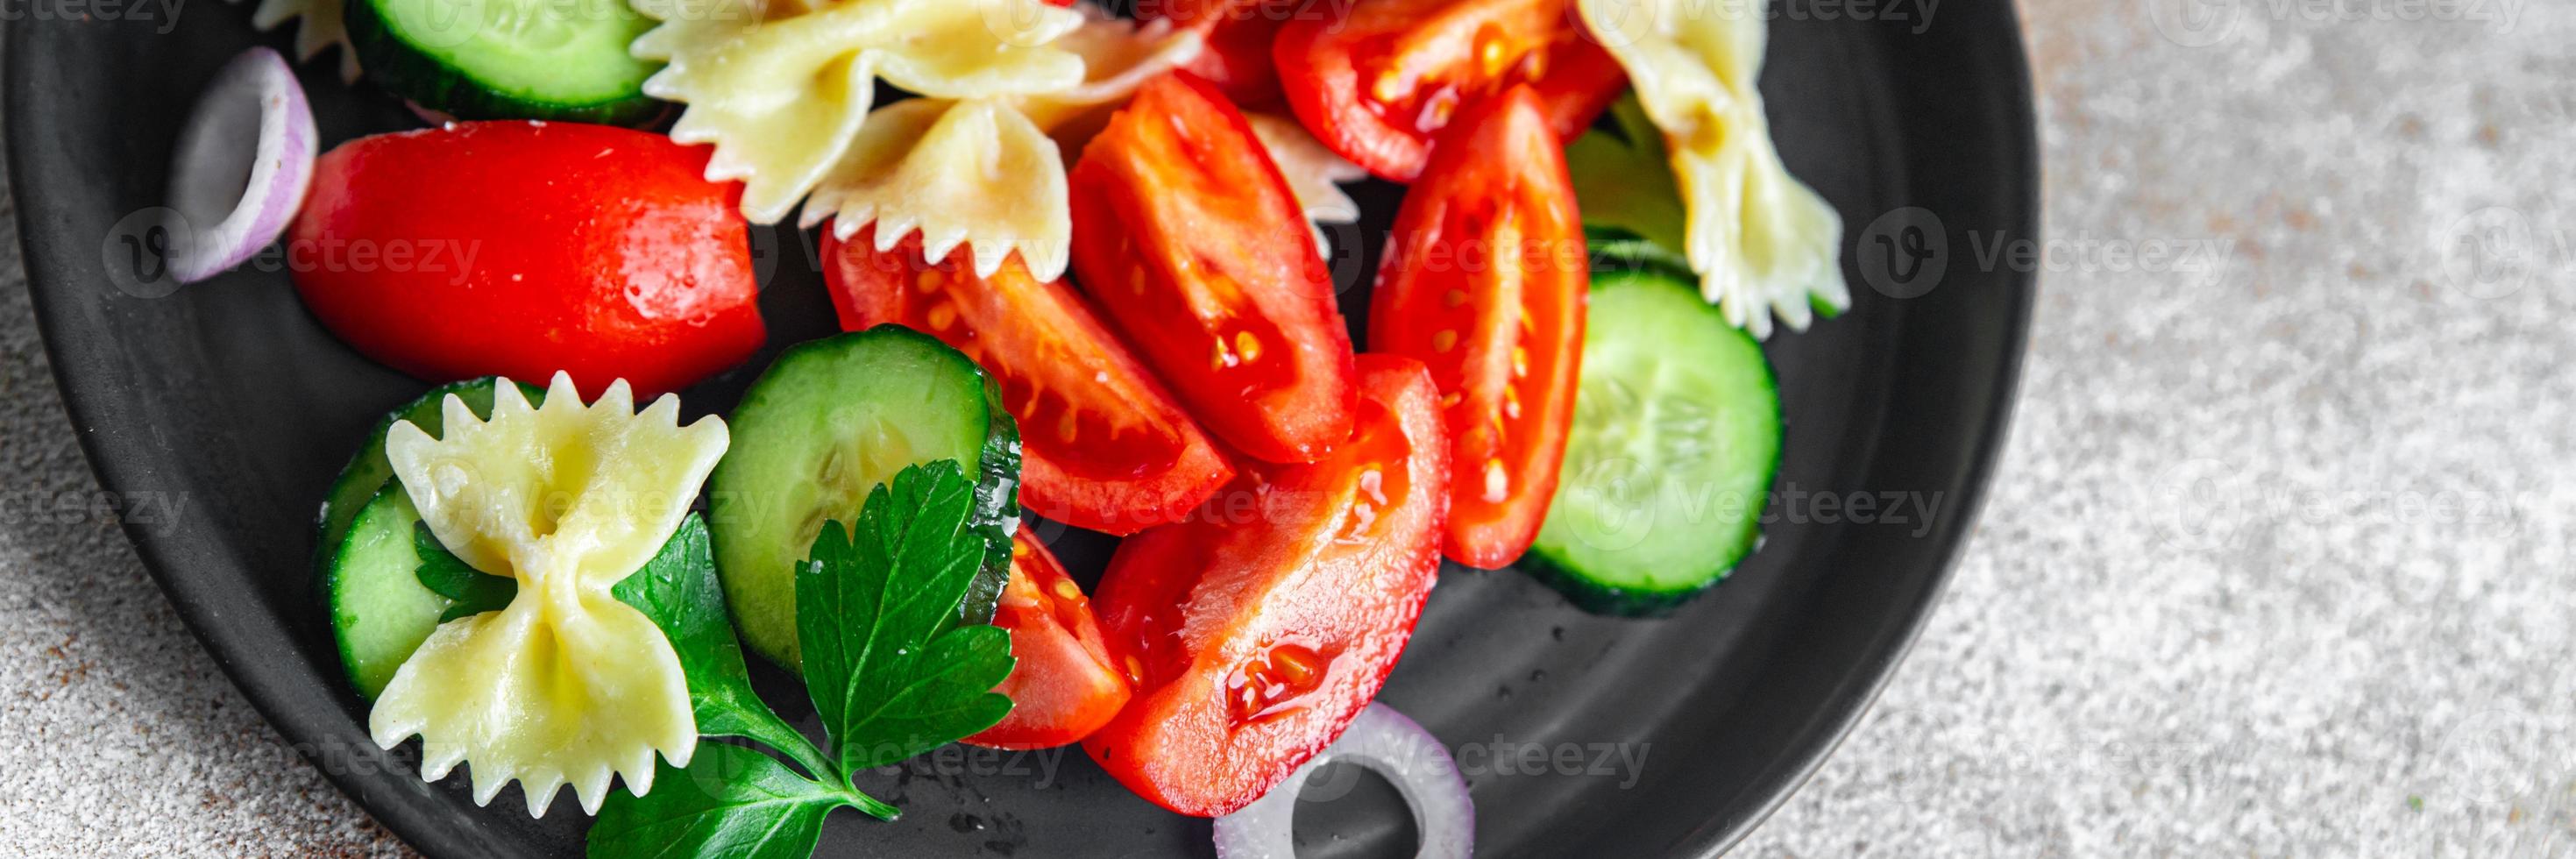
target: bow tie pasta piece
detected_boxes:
[245,0,359,82]
[1011,6,1205,134]
[370,373,729,817]
[1244,112,1366,260]
[631,0,1091,224]
[1577,0,1848,338]
[803,7,1203,280]
[805,98,1070,280]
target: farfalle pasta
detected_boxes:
[798,7,1203,279]
[1244,111,1366,259]
[246,0,358,82]
[802,98,1071,280]
[1577,0,1849,337]
[369,373,729,816]
[629,0,1092,225]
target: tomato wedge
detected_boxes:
[1069,73,1359,465]
[1273,0,1624,182]
[966,532,1132,750]
[1369,86,1586,568]
[826,226,1233,535]
[1145,0,1298,108]
[1082,355,1450,817]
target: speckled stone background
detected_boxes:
[5,0,2573,855]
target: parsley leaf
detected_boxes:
[589,460,1015,858]
[586,742,841,859]
[411,522,513,622]
[798,460,1016,779]
[608,515,834,777]
[1565,94,1690,259]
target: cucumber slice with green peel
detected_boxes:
[313,377,543,579]
[1528,268,1783,615]
[326,487,451,699]
[327,493,726,700]
[345,0,662,124]
[1584,226,1694,280]
[711,326,1023,671]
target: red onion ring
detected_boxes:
[1212,704,1474,858]
[165,46,316,284]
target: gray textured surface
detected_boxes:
[4,1,2573,855]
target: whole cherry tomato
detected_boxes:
[291,121,764,398]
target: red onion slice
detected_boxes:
[165,46,316,284]
[1212,704,1474,859]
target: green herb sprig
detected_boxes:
[583,460,1016,858]
[404,462,1011,856]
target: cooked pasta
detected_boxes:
[369,373,729,817]
[798,6,1204,279]
[630,0,1092,224]
[1577,0,1849,337]
[1244,112,1366,259]
[247,0,358,82]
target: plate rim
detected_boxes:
[3,5,2040,854]
[1683,4,2041,855]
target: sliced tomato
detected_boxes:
[1069,72,1359,465]
[1273,0,1624,182]
[1145,0,1299,108]
[966,532,1132,750]
[1370,87,1586,568]
[826,226,1233,535]
[1082,355,1450,817]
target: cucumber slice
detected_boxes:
[1584,225,1694,280]
[327,493,725,699]
[313,378,542,579]
[711,326,1022,670]
[1528,268,1783,615]
[326,487,450,699]
[345,0,662,124]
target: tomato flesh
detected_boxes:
[1274,0,1623,181]
[1082,355,1451,817]
[826,227,1233,535]
[967,532,1133,750]
[1069,73,1359,465]
[1369,87,1586,568]
[1146,0,1299,108]
[290,122,764,398]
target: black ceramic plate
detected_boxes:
[8,2,2033,855]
